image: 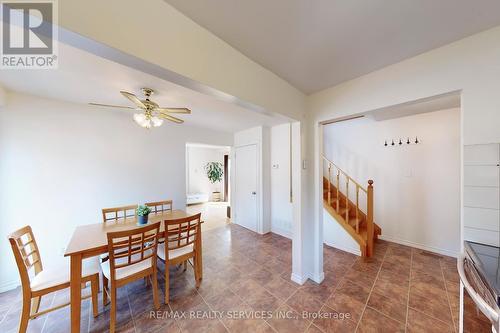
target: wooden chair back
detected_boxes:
[145,200,173,214]
[106,222,161,281]
[164,213,201,254]
[8,226,43,293]
[102,204,138,222]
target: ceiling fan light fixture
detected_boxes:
[133,113,151,128]
[92,88,189,128]
[151,116,163,127]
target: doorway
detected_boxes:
[185,143,231,231]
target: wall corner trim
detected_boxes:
[290,273,308,285]
[310,272,325,284]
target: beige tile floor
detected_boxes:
[186,202,230,231]
[0,222,491,333]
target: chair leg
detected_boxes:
[30,295,41,318]
[19,295,31,333]
[164,262,170,304]
[183,260,187,272]
[91,275,99,318]
[194,256,201,288]
[103,275,109,307]
[110,285,117,333]
[151,271,160,310]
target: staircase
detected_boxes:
[322,155,381,257]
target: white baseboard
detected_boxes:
[309,272,325,284]
[0,279,19,293]
[270,226,292,239]
[379,235,458,258]
[324,240,361,257]
[290,273,308,285]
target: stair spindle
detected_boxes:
[327,163,332,205]
[345,178,349,224]
[356,186,360,233]
[336,171,340,213]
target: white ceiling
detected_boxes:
[0,42,290,133]
[165,0,500,94]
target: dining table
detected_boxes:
[64,209,202,333]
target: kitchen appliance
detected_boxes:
[458,143,500,332]
[459,241,500,332]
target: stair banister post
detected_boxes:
[367,180,374,257]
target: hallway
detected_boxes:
[186,202,231,232]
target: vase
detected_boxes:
[137,214,149,225]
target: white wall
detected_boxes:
[186,146,229,200]
[270,124,293,238]
[306,25,500,284]
[0,91,232,291]
[323,210,361,256]
[323,108,461,256]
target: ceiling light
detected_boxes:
[151,116,163,127]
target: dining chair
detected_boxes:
[8,226,100,333]
[157,213,202,304]
[145,200,173,214]
[100,204,138,262]
[101,222,161,333]
[101,204,138,222]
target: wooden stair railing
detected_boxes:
[322,155,379,257]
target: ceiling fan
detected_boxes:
[89,88,191,128]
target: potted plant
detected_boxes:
[136,205,152,225]
[205,161,224,202]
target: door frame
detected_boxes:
[232,143,262,233]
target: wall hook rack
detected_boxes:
[384,136,420,147]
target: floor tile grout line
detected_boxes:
[125,283,138,333]
[354,245,389,332]
[86,288,91,333]
[166,302,183,333]
[404,249,414,332]
[0,294,17,326]
[42,291,60,333]
[228,240,307,332]
[441,260,458,332]
[408,254,457,329]
[310,250,360,333]
[194,283,232,332]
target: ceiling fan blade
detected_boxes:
[156,107,191,114]
[120,91,146,109]
[89,103,135,109]
[159,114,184,124]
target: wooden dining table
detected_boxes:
[64,209,202,333]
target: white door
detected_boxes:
[234,144,258,232]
